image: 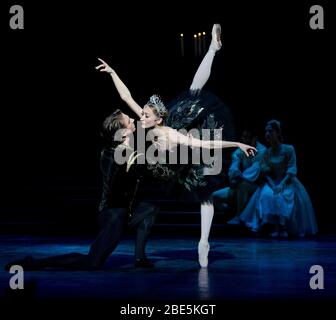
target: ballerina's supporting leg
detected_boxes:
[198,201,214,267]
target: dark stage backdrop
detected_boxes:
[1,2,334,233]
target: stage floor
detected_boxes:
[0,235,335,302]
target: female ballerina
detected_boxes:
[96,24,255,267]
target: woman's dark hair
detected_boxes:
[266,119,283,142]
[147,104,169,124]
[146,94,169,125]
[100,109,125,146]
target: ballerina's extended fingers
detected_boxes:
[248,147,257,157]
[95,58,108,70]
[97,58,107,65]
[241,145,257,157]
[243,149,250,157]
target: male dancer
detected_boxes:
[5,110,159,270]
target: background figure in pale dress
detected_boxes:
[239,120,318,237]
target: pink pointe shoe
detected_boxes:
[198,241,210,268]
[210,23,222,52]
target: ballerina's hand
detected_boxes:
[238,143,257,157]
[95,58,114,74]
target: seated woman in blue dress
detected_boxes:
[212,129,267,222]
[239,120,318,237]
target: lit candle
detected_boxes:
[180,33,184,57]
[202,32,206,55]
[194,34,197,57]
[198,32,202,56]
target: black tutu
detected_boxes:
[149,89,235,203]
[166,89,235,141]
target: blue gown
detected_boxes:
[239,144,318,236]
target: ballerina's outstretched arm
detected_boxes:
[167,128,256,157]
[189,24,222,91]
[96,58,143,118]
